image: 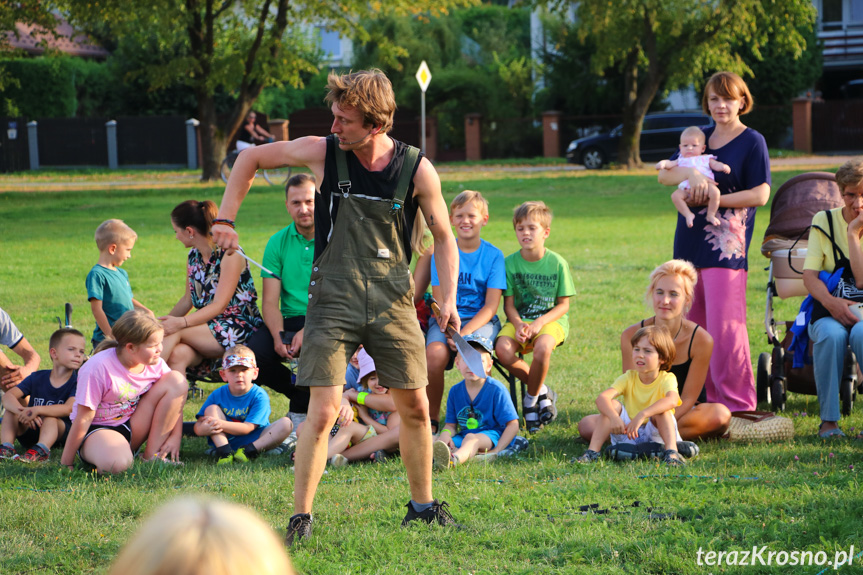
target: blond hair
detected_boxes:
[325,69,396,133]
[680,126,706,144]
[94,310,163,354]
[631,325,676,372]
[108,497,295,575]
[702,71,754,116]
[95,219,137,251]
[450,190,489,216]
[513,201,552,229]
[645,260,698,313]
[835,158,863,192]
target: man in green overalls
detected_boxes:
[213,69,460,545]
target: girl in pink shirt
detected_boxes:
[61,311,187,473]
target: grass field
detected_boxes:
[1,166,863,574]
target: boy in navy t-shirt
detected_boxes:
[432,333,519,468]
[194,345,293,464]
[0,328,86,462]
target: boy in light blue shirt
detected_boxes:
[426,190,506,431]
[194,345,293,464]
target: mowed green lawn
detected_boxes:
[1,167,862,574]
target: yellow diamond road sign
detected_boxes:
[416,61,431,93]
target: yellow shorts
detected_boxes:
[497,320,566,354]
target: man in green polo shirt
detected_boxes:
[247,174,315,415]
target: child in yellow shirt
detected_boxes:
[575,325,686,466]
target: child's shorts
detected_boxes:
[497,320,565,353]
[452,429,501,449]
[426,316,501,369]
[17,416,72,448]
[78,422,133,463]
[609,404,681,446]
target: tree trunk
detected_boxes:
[618,49,642,169]
[197,93,226,182]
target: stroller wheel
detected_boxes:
[771,377,786,412]
[840,377,855,416]
[756,352,772,404]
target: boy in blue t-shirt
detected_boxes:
[86,219,152,347]
[0,328,86,462]
[432,333,519,468]
[426,190,506,432]
[194,345,293,464]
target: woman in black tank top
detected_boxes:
[577,260,731,442]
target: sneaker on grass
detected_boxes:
[573,449,601,464]
[21,445,50,463]
[401,499,458,527]
[432,440,453,470]
[0,444,19,460]
[285,513,313,546]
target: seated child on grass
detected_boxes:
[329,349,400,466]
[194,345,293,464]
[60,311,187,473]
[425,190,506,433]
[87,219,152,348]
[655,126,731,228]
[575,325,686,466]
[433,333,519,468]
[0,328,86,462]
[494,201,575,433]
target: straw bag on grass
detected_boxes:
[727,411,794,442]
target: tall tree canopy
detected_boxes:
[536,0,817,168]
[60,0,476,180]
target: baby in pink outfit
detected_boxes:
[656,126,730,227]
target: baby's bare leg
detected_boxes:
[671,188,696,228]
[705,184,721,226]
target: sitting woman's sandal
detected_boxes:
[661,449,686,467]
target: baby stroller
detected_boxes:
[758,171,860,414]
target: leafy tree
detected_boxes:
[1,1,58,104]
[534,0,818,168]
[59,0,476,181]
[352,4,537,157]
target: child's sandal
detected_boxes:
[661,449,686,467]
[523,404,541,433]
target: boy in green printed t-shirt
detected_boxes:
[495,201,575,433]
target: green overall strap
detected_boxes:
[334,143,351,197]
[392,145,420,211]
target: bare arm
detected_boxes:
[414,157,460,332]
[344,388,397,413]
[1,337,41,390]
[26,398,75,419]
[89,299,113,340]
[716,182,770,209]
[655,159,679,170]
[1,387,27,415]
[803,269,859,327]
[461,288,503,336]
[261,277,289,358]
[214,137,328,251]
[846,212,863,288]
[708,158,731,174]
[676,328,713,417]
[213,420,257,437]
[61,406,95,468]
[523,296,570,339]
[596,387,625,435]
[488,419,519,455]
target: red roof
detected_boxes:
[5,17,108,59]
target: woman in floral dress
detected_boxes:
[159,200,263,377]
[657,71,771,412]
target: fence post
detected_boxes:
[186,118,200,169]
[27,121,39,170]
[106,120,118,169]
[542,111,562,158]
[465,113,482,161]
[792,97,812,154]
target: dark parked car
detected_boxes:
[566,112,715,169]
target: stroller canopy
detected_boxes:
[762,172,842,254]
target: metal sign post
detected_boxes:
[415,61,432,154]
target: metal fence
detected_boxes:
[812,99,863,152]
[116,115,186,166]
[0,117,29,173]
